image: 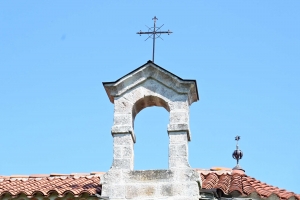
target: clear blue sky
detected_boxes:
[1,1,299,194]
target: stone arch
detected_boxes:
[109,79,192,171]
[112,78,191,134]
[132,95,170,127]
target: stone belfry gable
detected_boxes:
[103,60,199,142]
[102,61,201,200]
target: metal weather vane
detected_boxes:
[232,135,244,171]
[137,16,172,63]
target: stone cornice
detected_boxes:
[103,61,199,105]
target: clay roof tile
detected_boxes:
[197,169,300,200]
[1,171,299,199]
[0,174,101,198]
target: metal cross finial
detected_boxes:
[137,16,172,62]
[152,16,158,23]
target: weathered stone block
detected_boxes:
[168,124,189,132]
[138,184,157,197]
[170,111,189,124]
[114,98,133,114]
[113,146,122,159]
[111,127,136,143]
[112,158,132,169]
[126,170,174,182]
[122,146,133,158]
[173,182,199,196]
[109,184,125,198]
[125,185,139,199]
[102,170,123,185]
[113,134,134,145]
[159,183,173,196]
[113,114,132,126]
[176,144,188,156]
[169,157,190,169]
[169,101,189,111]
[169,132,188,143]
[169,144,176,158]
[123,88,144,104]
[169,144,188,158]
[173,169,200,182]
[168,128,190,141]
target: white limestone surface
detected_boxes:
[102,62,200,200]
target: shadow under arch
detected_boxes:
[132,95,170,128]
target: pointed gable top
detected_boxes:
[103,60,199,105]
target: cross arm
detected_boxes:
[156,31,173,34]
[136,31,154,35]
[137,30,173,35]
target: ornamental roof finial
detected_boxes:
[232,135,245,172]
[137,16,172,63]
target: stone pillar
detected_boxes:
[110,96,136,170]
[168,102,191,169]
[112,133,134,170]
[168,131,190,169]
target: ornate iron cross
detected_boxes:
[137,16,172,62]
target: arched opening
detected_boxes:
[133,105,169,170]
[132,95,170,127]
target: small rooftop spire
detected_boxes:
[232,135,245,171]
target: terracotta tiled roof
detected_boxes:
[0,173,102,198]
[199,169,300,200]
[1,170,299,199]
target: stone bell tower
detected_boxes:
[101,61,200,200]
